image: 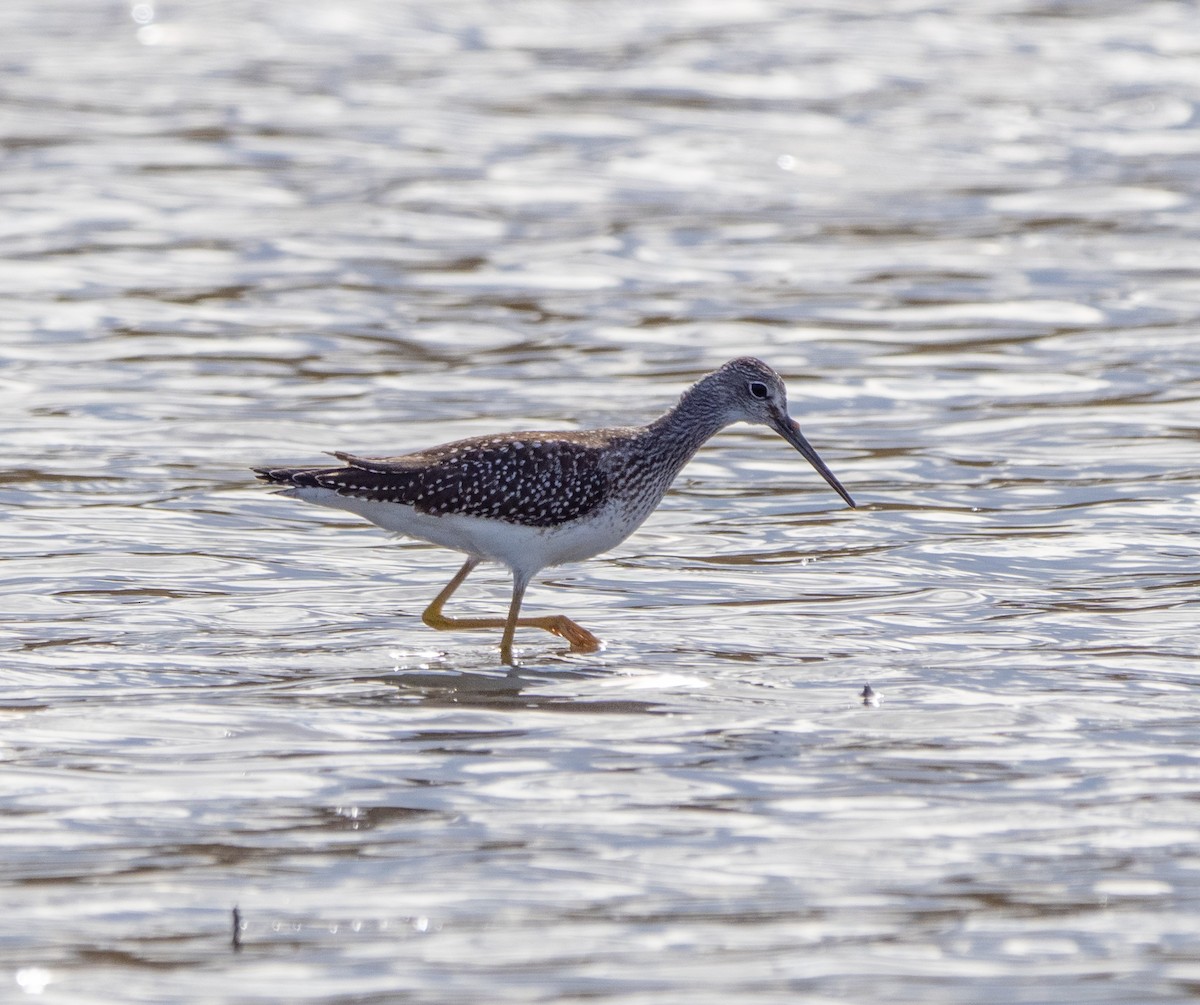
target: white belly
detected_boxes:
[284,486,643,577]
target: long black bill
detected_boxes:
[773,414,856,509]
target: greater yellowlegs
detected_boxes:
[254,357,855,663]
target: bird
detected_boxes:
[253,357,856,664]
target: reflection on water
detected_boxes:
[2,0,1200,1002]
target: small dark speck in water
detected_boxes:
[861,683,880,708]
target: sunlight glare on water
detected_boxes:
[1,0,1199,1002]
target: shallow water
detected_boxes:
[3,1,1200,1002]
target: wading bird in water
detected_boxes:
[254,357,856,664]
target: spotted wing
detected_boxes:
[254,434,611,528]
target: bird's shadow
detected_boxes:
[351,646,664,714]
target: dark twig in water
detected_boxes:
[232,905,243,953]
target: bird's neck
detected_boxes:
[636,381,732,484]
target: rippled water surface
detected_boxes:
[3,1,1200,1001]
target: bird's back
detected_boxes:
[254,428,641,529]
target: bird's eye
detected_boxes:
[748,381,769,400]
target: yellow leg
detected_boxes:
[421,557,491,631]
[499,575,601,664]
[421,558,600,664]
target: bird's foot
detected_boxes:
[543,616,602,653]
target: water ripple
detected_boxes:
[3,1,1200,1002]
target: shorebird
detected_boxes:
[254,357,856,663]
